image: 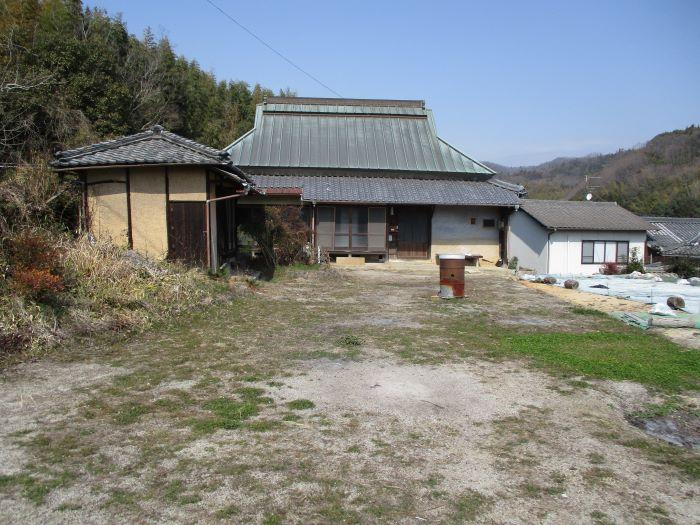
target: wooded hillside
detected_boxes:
[489,126,700,217]
[0,0,287,167]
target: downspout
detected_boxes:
[205,184,251,272]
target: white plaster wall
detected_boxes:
[507,210,549,273]
[430,206,501,261]
[548,231,647,275]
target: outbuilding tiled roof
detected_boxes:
[520,200,651,231]
[251,174,521,206]
[227,97,495,177]
[663,232,700,259]
[643,216,700,252]
[52,125,231,168]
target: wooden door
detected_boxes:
[168,201,206,266]
[397,207,430,258]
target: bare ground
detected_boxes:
[0,262,698,524]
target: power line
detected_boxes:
[202,0,343,98]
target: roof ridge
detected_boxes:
[55,126,228,162]
[264,96,425,108]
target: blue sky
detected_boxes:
[86,0,700,165]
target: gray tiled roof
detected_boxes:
[251,174,521,206]
[227,97,495,177]
[643,216,700,251]
[663,232,700,258]
[521,200,651,231]
[52,125,231,168]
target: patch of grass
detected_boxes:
[56,502,82,511]
[590,510,615,525]
[113,401,151,425]
[262,514,284,525]
[105,488,138,508]
[450,489,493,522]
[286,398,315,410]
[0,471,75,505]
[346,444,361,453]
[190,397,260,434]
[336,334,363,348]
[621,438,700,479]
[588,452,606,465]
[215,504,240,518]
[570,307,610,318]
[246,419,282,432]
[628,396,686,420]
[582,467,616,486]
[282,413,301,422]
[498,331,700,392]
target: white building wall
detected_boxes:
[430,206,501,262]
[548,230,647,275]
[507,209,549,273]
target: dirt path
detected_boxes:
[0,263,697,524]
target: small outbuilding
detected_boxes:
[52,125,257,267]
[507,200,652,275]
[643,216,700,263]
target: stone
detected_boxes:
[666,296,686,310]
[564,279,579,289]
[542,277,557,285]
[689,277,700,287]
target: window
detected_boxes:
[470,217,477,225]
[326,206,386,251]
[581,241,629,264]
[483,219,496,228]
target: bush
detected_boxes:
[10,268,65,301]
[669,259,699,279]
[508,256,519,270]
[626,247,645,274]
[600,262,620,275]
[5,228,64,274]
[239,206,310,270]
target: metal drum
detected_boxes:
[438,254,466,298]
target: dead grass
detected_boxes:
[0,264,698,523]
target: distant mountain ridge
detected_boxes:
[486,126,700,217]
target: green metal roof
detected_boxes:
[226,97,495,177]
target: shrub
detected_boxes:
[5,228,64,273]
[600,262,620,275]
[239,206,310,270]
[508,256,519,270]
[10,268,65,301]
[669,259,699,279]
[626,247,645,274]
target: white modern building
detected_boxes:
[507,200,651,275]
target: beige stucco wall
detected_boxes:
[86,169,129,246]
[130,167,168,259]
[168,166,207,201]
[430,206,501,263]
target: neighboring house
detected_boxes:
[227,97,526,263]
[508,200,651,275]
[51,125,256,266]
[643,216,700,262]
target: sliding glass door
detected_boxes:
[317,206,386,252]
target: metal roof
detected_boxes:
[227,98,495,177]
[52,125,231,169]
[250,174,520,206]
[643,216,700,251]
[520,200,652,231]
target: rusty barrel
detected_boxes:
[438,254,466,298]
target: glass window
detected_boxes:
[582,241,594,263]
[593,242,605,263]
[617,242,629,263]
[351,207,368,234]
[483,219,496,228]
[335,208,350,233]
[352,235,368,248]
[335,235,349,248]
[605,242,616,263]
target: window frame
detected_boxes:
[581,240,630,264]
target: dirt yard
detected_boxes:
[1,262,698,524]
